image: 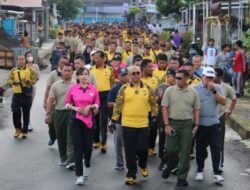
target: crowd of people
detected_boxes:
[2,22,249,187]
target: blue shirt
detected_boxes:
[194,68,203,78]
[194,82,224,126]
[107,83,123,124]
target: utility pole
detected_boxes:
[45,0,50,41]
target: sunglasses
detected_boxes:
[131,71,140,76]
[176,77,183,80]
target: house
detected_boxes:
[0,0,44,44]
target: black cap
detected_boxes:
[132,55,143,63]
[118,68,128,75]
[167,68,176,76]
[113,54,122,61]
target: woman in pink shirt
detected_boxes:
[65,67,100,185]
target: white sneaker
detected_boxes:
[195,172,204,181]
[84,167,90,179]
[66,162,75,170]
[214,175,224,184]
[75,176,84,185]
[58,160,67,166]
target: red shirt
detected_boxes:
[233,50,244,73]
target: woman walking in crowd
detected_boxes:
[65,67,100,185]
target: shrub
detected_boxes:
[49,28,58,39]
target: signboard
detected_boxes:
[146,4,158,14]
[2,19,15,37]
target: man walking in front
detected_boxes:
[194,67,226,184]
[161,70,200,187]
[112,65,158,185]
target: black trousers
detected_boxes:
[70,119,94,176]
[148,114,158,149]
[196,124,221,175]
[219,115,226,167]
[94,91,109,144]
[157,111,165,160]
[11,93,32,133]
[122,127,149,179]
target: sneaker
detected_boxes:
[125,177,136,185]
[162,168,170,179]
[114,165,124,170]
[214,175,224,184]
[84,167,90,179]
[48,139,55,146]
[28,128,34,132]
[66,162,75,170]
[93,142,100,149]
[158,161,165,171]
[195,172,204,181]
[14,129,21,138]
[58,160,68,166]
[75,176,84,185]
[177,178,189,187]
[20,132,27,139]
[171,167,178,175]
[140,168,148,177]
[100,143,107,153]
[189,153,195,160]
[148,148,157,156]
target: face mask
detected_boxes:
[27,56,33,62]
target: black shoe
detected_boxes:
[28,128,34,132]
[236,93,241,98]
[171,167,178,175]
[158,161,165,171]
[177,179,189,187]
[162,168,170,179]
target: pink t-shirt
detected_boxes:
[65,84,100,128]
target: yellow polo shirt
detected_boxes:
[90,65,115,92]
[141,76,159,91]
[122,50,132,62]
[107,52,115,61]
[153,68,167,81]
[112,82,158,128]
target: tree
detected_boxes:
[51,0,83,21]
[156,0,186,16]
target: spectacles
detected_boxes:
[176,77,183,80]
[131,71,140,76]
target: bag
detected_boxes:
[17,70,33,96]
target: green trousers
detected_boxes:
[54,110,74,162]
[48,107,56,141]
[164,119,193,180]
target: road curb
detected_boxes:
[228,114,250,140]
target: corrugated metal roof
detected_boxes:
[0,0,43,8]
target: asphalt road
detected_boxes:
[0,70,250,190]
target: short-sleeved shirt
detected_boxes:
[155,83,169,113]
[194,82,224,126]
[218,82,236,117]
[49,80,74,110]
[107,83,123,124]
[47,70,61,87]
[161,85,200,120]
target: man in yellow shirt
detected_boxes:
[153,53,168,82]
[8,55,37,138]
[90,51,115,153]
[112,65,158,185]
[141,59,159,156]
[107,41,117,62]
[143,44,155,62]
[183,62,201,87]
[122,41,132,62]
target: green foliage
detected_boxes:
[51,0,83,21]
[128,7,142,15]
[160,30,171,41]
[182,30,193,49]
[49,27,58,39]
[156,0,186,16]
[244,29,250,54]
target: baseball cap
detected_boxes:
[166,68,176,76]
[113,54,122,61]
[118,68,128,76]
[132,55,143,63]
[202,67,215,77]
[90,50,97,56]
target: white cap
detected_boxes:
[202,67,215,77]
[90,50,97,56]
